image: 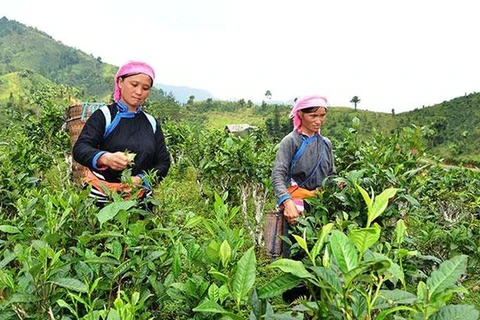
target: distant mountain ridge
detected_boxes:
[155,83,214,103]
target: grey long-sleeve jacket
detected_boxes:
[271,130,336,205]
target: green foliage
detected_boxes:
[0,87,71,213]
[407,163,480,272]
[0,72,479,318]
[259,185,477,320]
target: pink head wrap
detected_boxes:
[114,61,156,102]
[290,94,328,130]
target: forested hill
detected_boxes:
[396,93,480,161]
[0,17,164,103]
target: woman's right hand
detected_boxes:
[98,152,129,171]
[283,199,300,224]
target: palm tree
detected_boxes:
[265,90,272,100]
[350,96,361,110]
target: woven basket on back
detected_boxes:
[65,102,106,183]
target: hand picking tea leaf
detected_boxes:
[124,150,136,165]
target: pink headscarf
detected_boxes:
[290,94,328,130]
[114,61,156,102]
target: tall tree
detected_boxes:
[350,96,361,110]
[265,90,272,100]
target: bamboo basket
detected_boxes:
[65,102,106,183]
[264,209,284,260]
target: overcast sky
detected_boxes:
[2,0,480,113]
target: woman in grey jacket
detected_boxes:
[272,94,337,224]
[271,94,338,301]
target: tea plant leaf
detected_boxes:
[427,255,468,299]
[250,288,260,319]
[57,299,78,317]
[173,245,181,280]
[310,223,334,262]
[385,260,405,286]
[131,291,140,306]
[0,250,16,269]
[90,232,124,239]
[52,278,87,293]
[219,284,230,303]
[84,257,120,265]
[400,194,420,207]
[395,219,406,246]
[330,230,358,274]
[258,273,302,299]
[68,290,89,307]
[7,293,40,304]
[96,200,136,227]
[403,165,429,178]
[0,311,17,320]
[219,240,232,268]
[0,225,20,234]
[269,259,314,279]
[0,270,14,289]
[111,240,123,261]
[344,264,376,288]
[209,270,229,284]
[184,215,203,228]
[193,299,243,319]
[349,226,381,255]
[112,259,136,280]
[356,183,372,212]
[375,289,417,308]
[368,188,398,227]
[351,291,368,319]
[376,306,417,320]
[311,266,342,295]
[430,305,479,320]
[293,234,309,255]
[232,247,256,304]
[205,240,220,265]
[106,309,121,320]
[208,283,220,301]
[417,281,427,301]
[124,150,136,165]
[323,247,331,268]
[365,251,404,286]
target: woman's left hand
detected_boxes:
[283,199,300,224]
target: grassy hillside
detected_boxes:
[0,70,81,125]
[0,17,164,104]
[170,97,480,165]
[395,93,480,164]
[205,109,269,129]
